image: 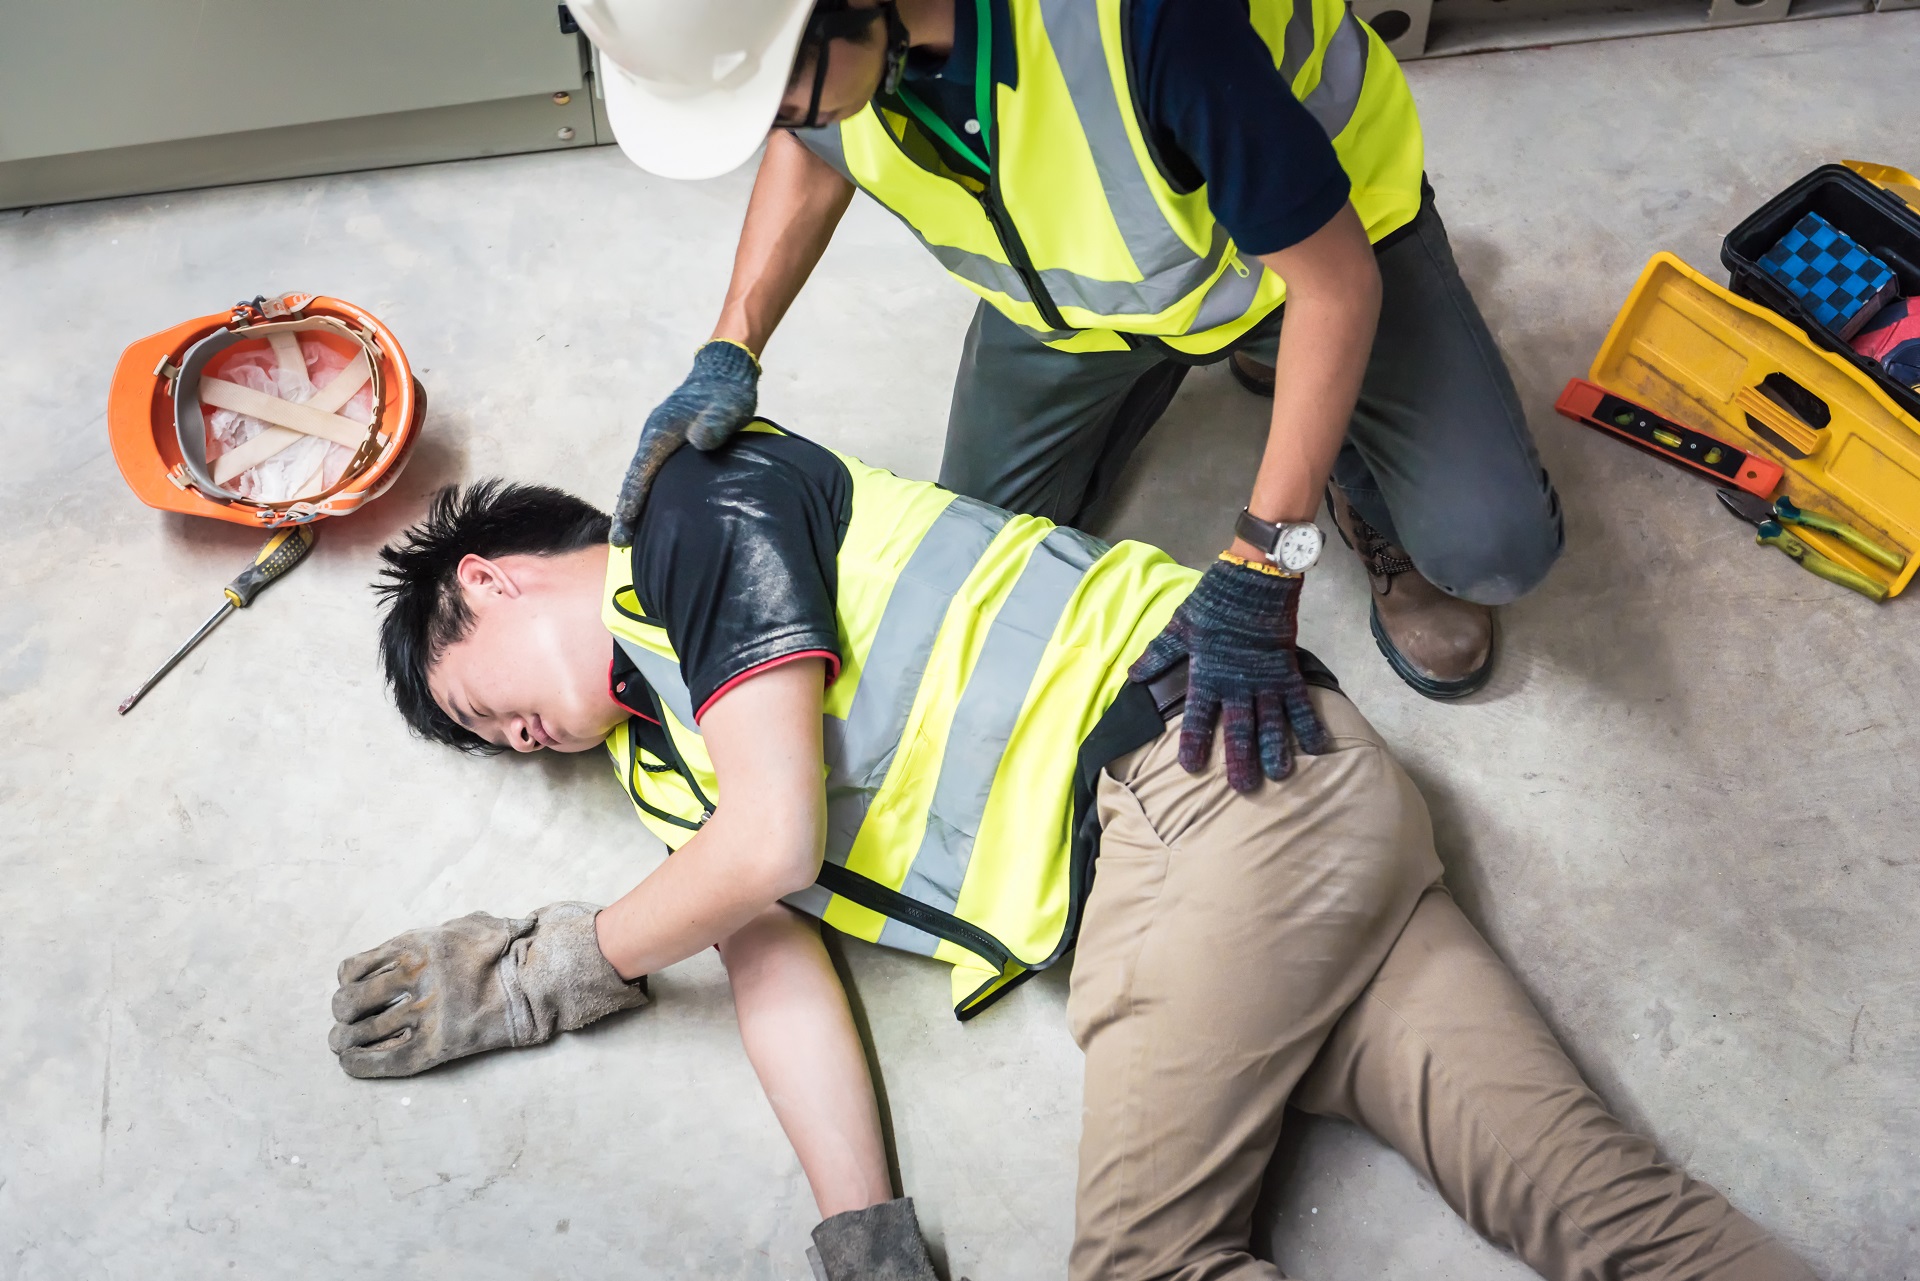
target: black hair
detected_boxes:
[374,480,611,753]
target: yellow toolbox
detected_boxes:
[1590,252,1920,598]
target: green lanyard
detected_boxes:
[893,0,994,175]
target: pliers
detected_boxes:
[1717,489,1903,601]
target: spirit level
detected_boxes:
[1554,378,1783,497]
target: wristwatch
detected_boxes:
[1234,507,1325,574]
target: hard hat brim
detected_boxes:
[597,0,813,181]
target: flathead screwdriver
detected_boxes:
[118,524,318,715]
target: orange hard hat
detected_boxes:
[108,293,424,526]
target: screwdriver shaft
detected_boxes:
[117,601,236,715]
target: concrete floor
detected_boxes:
[4,14,1918,1279]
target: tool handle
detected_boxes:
[1789,511,1907,572]
[1761,529,1889,601]
[225,524,317,608]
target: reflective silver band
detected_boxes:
[1281,0,1319,85]
[876,526,1105,955]
[614,634,697,728]
[791,125,853,183]
[821,497,1010,868]
[1301,12,1370,139]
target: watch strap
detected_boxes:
[1234,507,1283,555]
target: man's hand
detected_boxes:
[1131,558,1331,791]
[608,134,856,545]
[610,340,760,545]
[329,902,649,1079]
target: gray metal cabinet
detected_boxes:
[1,1,603,208]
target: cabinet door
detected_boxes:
[0,0,584,163]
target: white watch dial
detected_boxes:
[1274,523,1324,573]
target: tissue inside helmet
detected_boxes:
[200,331,374,503]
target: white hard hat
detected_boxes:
[570,0,818,181]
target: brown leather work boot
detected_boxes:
[1327,487,1496,699]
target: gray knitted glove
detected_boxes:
[329,902,649,1079]
[610,339,760,546]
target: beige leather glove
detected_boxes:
[329,902,649,1079]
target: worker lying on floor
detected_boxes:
[331,425,1813,1281]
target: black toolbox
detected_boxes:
[1722,162,1920,424]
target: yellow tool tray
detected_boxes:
[1590,252,1920,597]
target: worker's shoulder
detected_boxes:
[648,422,849,510]
[634,424,854,579]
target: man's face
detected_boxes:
[773,18,889,129]
[426,554,624,754]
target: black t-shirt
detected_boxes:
[618,430,851,722]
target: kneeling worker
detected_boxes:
[576,0,1565,718]
[333,426,1810,1281]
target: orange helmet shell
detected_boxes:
[108,294,423,526]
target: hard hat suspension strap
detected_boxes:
[792,0,909,130]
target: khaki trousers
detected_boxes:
[1067,688,1814,1281]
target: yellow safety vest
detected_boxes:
[796,0,1426,355]
[602,429,1196,1016]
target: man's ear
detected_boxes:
[455,554,522,606]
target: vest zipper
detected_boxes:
[980,172,1070,333]
[874,93,1070,334]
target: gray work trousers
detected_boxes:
[938,197,1565,605]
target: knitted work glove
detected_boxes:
[329,902,649,1079]
[1130,558,1333,791]
[610,339,761,545]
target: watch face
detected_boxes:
[1276,524,1324,572]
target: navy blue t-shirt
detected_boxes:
[895,0,1351,257]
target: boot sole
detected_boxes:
[1227,353,1275,398]
[1369,602,1497,701]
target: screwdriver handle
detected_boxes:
[225,524,317,607]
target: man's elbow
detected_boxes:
[760,841,825,900]
[732,808,826,901]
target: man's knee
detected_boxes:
[1408,473,1564,606]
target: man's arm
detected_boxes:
[610,135,853,543]
[595,658,828,978]
[719,903,893,1217]
[713,131,858,356]
[1130,202,1378,790]
[1234,203,1382,542]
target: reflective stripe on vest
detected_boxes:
[787,495,1012,921]
[602,432,1197,1015]
[874,523,1104,955]
[795,0,1422,354]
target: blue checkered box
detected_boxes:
[1758,212,1899,340]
